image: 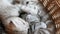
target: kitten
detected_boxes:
[17,0,55,34]
[0,0,29,34]
[3,17,29,34]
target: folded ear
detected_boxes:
[4,20,16,34]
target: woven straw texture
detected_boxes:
[39,0,60,34]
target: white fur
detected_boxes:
[0,0,21,19]
[0,0,55,34]
[0,0,29,34]
[3,17,29,34]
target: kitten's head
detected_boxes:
[3,17,29,34]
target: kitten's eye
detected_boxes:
[26,1,29,4]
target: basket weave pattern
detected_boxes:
[39,0,60,34]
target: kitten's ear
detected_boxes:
[4,21,15,34]
[9,21,16,28]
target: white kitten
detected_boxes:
[0,0,29,34]
[3,17,29,34]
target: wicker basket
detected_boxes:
[39,0,60,34]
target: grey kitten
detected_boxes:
[18,0,55,34]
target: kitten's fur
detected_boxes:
[0,0,29,34]
[0,0,55,34]
[18,0,55,34]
